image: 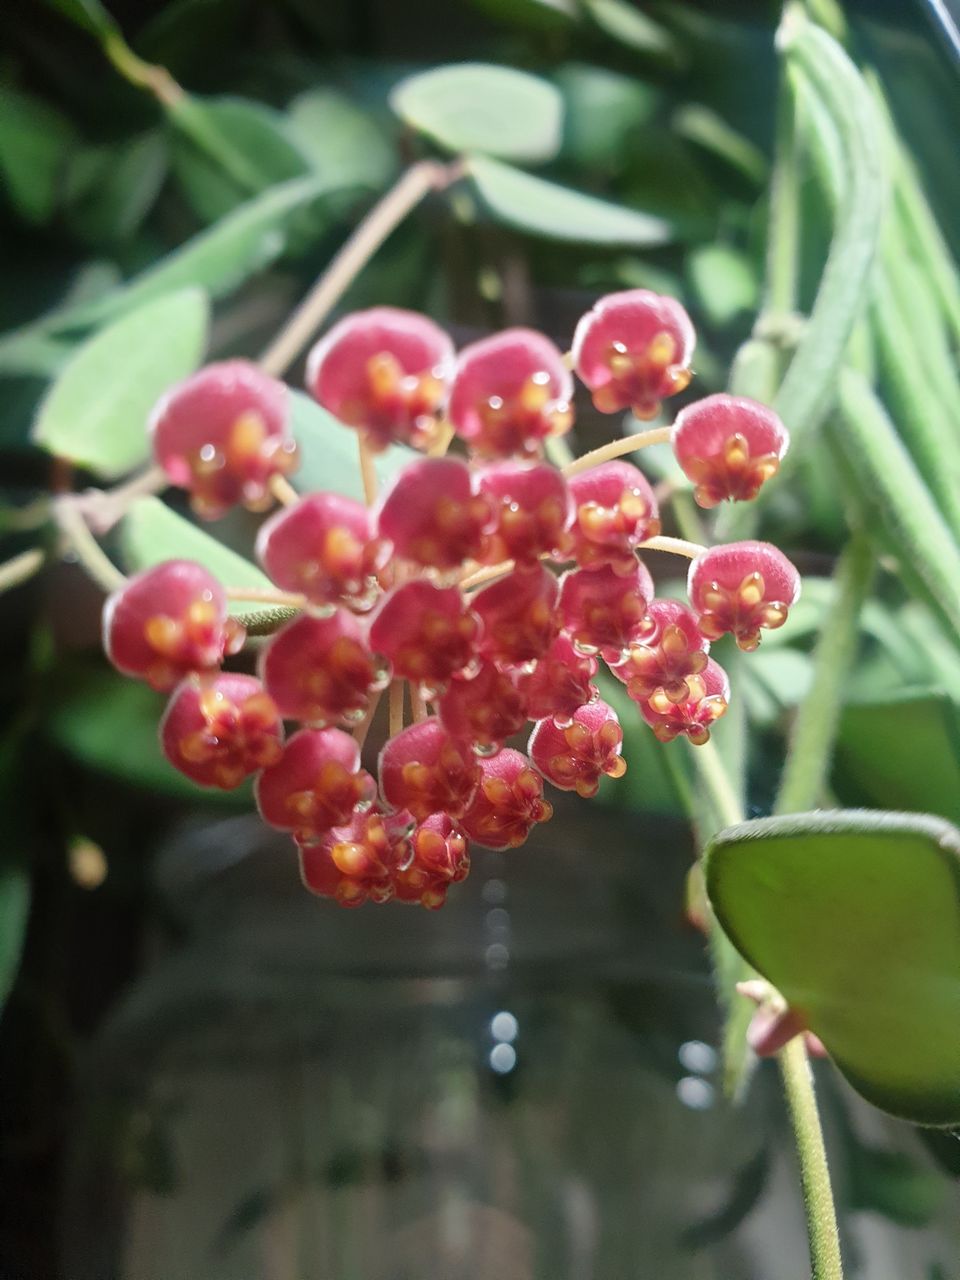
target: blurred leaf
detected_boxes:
[686,244,758,327]
[0,333,73,378]
[47,666,247,803]
[33,289,209,478]
[469,0,577,28]
[169,95,310,223]
[555,64,659,171]
[287,89,395,194]
[672,104,767,185]
[680,1145,770,1247]
[290,391,414,502]
[0,736,31,1016]
[833,369,960,645]
[44,0,119,37]
[63,130,168,244]
[119,496,275,620]
[847,1142,945,1227]
[391,63,563,164]
[0,86,76,224]
[706,809,960,1125]
[466,155,672,245]
[836,690,960,826]
[583,0,678,61]
[742,647,813,727]
[49,174,332,332]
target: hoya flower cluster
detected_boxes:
[105,291,799,909]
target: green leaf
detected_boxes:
[33,289,209,478]
[50,175,332,333]
[286,90,396,194]
[832,368,960,644]
[583,0,678,61]
[465,155,672,246]
[847,1143,944,1227]
[705,809,960,1125]
[47,666,247,803]
[686,244,758,328]
[555,64,659,171]
[672,104,768,185]
[391,64,563,164]
[290,391,414,502]
[836,690,960,826]
[63,130,168,244]
[168,95,311,223]
[0,86,76,224]
[119,497,277,622]
[0,736,32,1014]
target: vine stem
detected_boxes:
[269,475,299,508]
[259,159,463,378]
[779,1038,844,1280]
[561,425,672,477]
[636,535,704,560]
[224,586,306,607]
[56,502,125,594]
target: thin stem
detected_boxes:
[224,586,306,608]
[428,420,455,458]
[0,548,45,595]
[259,160,462,377]
[461,559,515,592]
[765,21,801,318]
[358,439,378,507]
[545,434,576,469]
[56,502,126,594]
[102,32,184,107]
[561,426,672,477]
[75,465,168,535]
[690,737,744,830]
[269,475,300,508]
[635,535,704,560]
[775,534,873,815]
[388,680,405,738]
[779,1037,844,1280]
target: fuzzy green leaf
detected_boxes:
[391,64,563,164]
[466,155,672,245]
[33,289,209,478]
[706,809,960,1125]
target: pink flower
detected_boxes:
[672,394,789,508]
[567,461,659,572]
[437,661,530,752]
[378,718,481,820]
[305,307,454,450]
[558,560,654,659]
[256,727,374,839]
[472,564,559,666]
[637,658,729,745]
[160,674,282,789]
[448,328,573,459]
[392,814,471,909]
[150,361,296,519]
[375,457,492,571]
[476,461,573,564]
[528,699,626,798]
[609,599,709,703]
[260,611,387,727]
[460,749,553,850]
[572,290,695,418]
[688,541,800,651]
[368,580,479,687]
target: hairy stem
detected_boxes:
[56,503,125,594]
[358,440,378,507]
[635,535,704,560]
[779,1037,844,1280]
[224,586,306,608]
[269,475,300,508]
[259,160,462,377]
[561,426,672,477]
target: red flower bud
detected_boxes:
[471,564,559,666]
[256,727,375,838]
[392,813,471,909]
[378,718,481,820]
[368,580,478,688]
[567,461,659,571]
[558,560,654,659]
[150,361,296,519]
[160,674,282,789]
[609,599,709,703]
[637,657,729,745]
[375,457,492,571]
[688,541,800,651]
[260,611,387,726]
[305,307,454,450]
[528,699,626,798]
[460,749,552,850]
[103,559,244,692]
[475,461,573,564]
[255,492,387,612]
[448,329,573,459]
[524,634,598,724]
[572,289,695,418]
[672,394,789,508]
[437,660,530,752]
